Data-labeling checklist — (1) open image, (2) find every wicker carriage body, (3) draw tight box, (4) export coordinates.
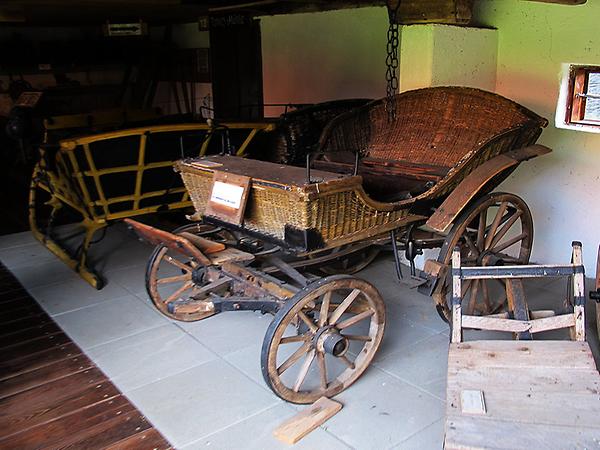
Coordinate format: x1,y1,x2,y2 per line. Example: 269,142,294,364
178,156,423,252
178,87,548,253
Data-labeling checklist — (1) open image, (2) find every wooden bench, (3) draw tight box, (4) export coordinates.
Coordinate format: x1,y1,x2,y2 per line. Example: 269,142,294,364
445,242,600,449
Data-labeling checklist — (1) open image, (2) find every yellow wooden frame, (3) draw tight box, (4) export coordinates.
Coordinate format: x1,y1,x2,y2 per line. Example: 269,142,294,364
30,120,275,288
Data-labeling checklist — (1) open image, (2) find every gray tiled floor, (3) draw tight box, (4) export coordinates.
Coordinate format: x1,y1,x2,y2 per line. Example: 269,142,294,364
1,224,599,449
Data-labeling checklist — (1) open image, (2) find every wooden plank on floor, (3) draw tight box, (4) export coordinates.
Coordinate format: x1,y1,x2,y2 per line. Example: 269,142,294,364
0,298,45,315
0,368,119,436
0,332,71,363
445,415,600,450
0,395,134,449
104,428,173,450
61,410,155,449
0,342,82,380
0,321,63,350
0,305,46,324
0,261,171,449
273,397,343,444
0,354,95,399
447,366,600,394
0,288,29,303
0,314,55,338
0,311,48,327
448,341,597,370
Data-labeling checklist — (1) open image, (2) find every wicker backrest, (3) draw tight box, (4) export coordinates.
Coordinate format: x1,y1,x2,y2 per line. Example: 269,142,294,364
266,99,371,165
319,87,548,169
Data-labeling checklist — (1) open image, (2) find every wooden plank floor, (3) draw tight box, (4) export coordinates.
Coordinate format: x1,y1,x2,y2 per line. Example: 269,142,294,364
0,262,172,450
445,340,600,449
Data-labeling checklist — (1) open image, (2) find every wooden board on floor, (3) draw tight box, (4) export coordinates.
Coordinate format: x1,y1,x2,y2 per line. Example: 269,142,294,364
0,321,63,349
0,262,172,449
0,341,83,380
0,353,95,399
0,332,72,363
273,396,342,444
445,340,600,449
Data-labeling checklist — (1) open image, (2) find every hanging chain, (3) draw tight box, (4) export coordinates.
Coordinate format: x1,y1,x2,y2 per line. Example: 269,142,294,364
385,1,401,122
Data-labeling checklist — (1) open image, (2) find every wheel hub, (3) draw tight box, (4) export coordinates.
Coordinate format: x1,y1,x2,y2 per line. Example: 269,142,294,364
191,266,206,284
478,251,505,267
314,327,349,357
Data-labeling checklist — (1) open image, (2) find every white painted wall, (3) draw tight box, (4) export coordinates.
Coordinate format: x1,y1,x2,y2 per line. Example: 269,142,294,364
473,0,600,271
260,7,388,117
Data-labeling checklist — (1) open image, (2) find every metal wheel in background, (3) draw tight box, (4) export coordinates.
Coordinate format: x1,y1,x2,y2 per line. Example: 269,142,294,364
436,192,534,322
318,245,381,275
261,275,386,404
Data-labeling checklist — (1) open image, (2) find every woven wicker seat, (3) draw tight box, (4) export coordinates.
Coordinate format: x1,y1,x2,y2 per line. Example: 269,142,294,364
317,87,548,202
179,87,548,250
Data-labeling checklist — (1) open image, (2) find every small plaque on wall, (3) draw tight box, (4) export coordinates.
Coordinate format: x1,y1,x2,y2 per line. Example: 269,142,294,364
205,171,251,226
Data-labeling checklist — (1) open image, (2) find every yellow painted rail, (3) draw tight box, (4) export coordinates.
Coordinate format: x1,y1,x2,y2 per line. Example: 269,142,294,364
30,119,275,288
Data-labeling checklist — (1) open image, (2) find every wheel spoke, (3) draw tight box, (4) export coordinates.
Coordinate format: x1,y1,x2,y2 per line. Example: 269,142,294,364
481,279,492,311
293,349,316,392
336,310,374,330
461,279,473,300
476,210,487,251
494,252,524,264
164,255,193,272
338,355,355,369
164,281,194,304
280,334,310,345
297,310,318,333
489,210,522,250
467,279,480,315
329,289,361,324
157,274,191,285
493,278,507,288
277,342,311,375
316,350,328,390
319,291,332,327
490,232,527,254
484,202,508,250
463,233,480,257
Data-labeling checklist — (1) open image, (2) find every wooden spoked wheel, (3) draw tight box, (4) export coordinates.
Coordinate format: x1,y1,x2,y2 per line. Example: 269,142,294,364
318,245,381,275
261,275,385,404
436,192,534,322
145,223,234,322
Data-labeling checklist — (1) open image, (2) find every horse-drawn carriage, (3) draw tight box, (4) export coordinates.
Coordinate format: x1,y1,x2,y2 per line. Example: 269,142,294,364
124,87,551,403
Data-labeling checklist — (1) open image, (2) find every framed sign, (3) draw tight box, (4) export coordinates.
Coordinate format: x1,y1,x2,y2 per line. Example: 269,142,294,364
205,171,251,225
15,91,43,108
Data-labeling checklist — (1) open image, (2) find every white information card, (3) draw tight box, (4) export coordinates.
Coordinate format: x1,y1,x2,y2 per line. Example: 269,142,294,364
210,181,245,209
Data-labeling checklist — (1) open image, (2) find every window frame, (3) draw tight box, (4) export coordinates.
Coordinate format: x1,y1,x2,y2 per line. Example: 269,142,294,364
565,65,600,127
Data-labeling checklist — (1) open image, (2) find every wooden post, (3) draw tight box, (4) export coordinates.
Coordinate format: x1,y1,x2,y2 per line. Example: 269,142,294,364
451,247,462,343
571,241,586,341
506,279,532,340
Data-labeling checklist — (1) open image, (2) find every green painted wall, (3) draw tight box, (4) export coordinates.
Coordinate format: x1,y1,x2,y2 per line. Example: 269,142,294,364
473,0,600,270
400,24,497,91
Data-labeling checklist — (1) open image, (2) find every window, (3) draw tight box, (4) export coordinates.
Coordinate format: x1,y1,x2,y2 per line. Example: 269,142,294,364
566,66,600,127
